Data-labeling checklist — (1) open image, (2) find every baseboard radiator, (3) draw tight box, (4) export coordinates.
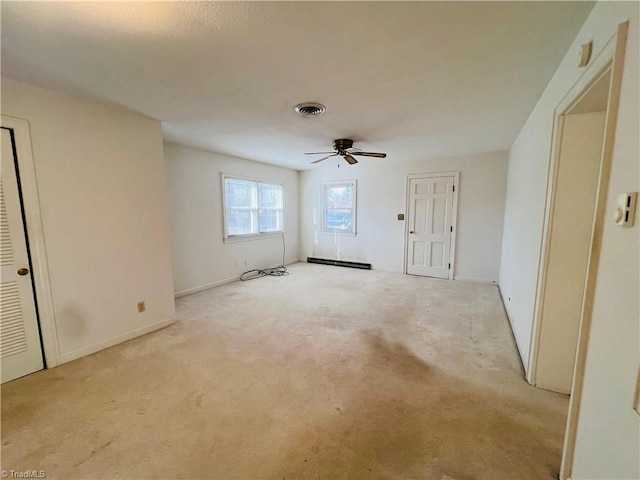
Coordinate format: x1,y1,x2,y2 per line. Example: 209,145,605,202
306,257,372,270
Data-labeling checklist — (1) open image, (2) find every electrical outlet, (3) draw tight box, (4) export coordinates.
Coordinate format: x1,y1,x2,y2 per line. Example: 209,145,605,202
137,301,146,313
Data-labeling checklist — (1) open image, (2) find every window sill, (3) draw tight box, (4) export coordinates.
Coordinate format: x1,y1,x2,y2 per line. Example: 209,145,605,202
320,231,357,237
223,232,284,244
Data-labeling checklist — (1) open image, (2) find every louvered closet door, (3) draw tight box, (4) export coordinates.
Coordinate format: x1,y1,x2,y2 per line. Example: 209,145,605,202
1,127,43,383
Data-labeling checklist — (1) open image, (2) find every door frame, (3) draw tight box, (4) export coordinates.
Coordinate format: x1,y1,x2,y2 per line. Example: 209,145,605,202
403,171,459,279
1,115,59,369
521,22,627,480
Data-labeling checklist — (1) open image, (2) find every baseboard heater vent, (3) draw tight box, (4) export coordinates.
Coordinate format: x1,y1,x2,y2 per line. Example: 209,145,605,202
307,257,371,270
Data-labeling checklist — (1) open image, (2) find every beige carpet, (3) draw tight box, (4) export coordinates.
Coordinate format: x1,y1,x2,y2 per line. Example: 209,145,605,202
1,263,568,479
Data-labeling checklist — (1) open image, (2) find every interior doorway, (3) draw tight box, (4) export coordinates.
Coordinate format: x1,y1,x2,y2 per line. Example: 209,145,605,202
405,172,458,279
532,73,610,394
524,22,628,480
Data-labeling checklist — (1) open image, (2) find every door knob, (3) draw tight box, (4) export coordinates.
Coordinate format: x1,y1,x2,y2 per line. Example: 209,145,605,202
17,268,29,276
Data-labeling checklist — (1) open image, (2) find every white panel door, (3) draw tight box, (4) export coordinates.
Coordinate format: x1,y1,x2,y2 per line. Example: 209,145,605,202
406,175,454,279
1,127,43,383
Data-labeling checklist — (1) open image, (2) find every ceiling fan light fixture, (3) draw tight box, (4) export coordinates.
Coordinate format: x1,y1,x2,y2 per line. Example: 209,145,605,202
306,138,386,166
294,102,326,117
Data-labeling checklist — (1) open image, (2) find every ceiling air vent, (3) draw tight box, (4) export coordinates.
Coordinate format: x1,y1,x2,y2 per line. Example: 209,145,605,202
294,102,326,117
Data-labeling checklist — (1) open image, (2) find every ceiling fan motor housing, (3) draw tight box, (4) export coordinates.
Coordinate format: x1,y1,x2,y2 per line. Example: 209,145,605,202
307,138,385,165
333,138,353,152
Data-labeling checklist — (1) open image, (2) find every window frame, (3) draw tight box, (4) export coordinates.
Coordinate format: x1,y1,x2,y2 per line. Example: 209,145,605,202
221,174,285,243
321,180,357,236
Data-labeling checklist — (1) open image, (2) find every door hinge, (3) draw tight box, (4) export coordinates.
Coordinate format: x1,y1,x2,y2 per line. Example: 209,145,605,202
450,226,453,232
452,185,455,192
448,263,451,269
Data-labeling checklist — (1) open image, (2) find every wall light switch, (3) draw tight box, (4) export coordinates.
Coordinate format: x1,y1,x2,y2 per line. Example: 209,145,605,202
614,192,637,227
397,214,405,221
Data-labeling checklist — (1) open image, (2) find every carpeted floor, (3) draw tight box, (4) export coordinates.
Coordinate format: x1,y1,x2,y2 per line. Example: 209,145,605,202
1,263,568,479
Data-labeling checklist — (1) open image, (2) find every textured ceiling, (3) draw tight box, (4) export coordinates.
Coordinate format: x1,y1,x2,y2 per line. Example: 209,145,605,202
1,1,594,170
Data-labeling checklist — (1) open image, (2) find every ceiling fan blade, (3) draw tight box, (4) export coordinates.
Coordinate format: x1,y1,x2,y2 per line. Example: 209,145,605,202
304,151,336,155
345,147,361,153
351,152,387,158
344,154,358,165
311,154,337,164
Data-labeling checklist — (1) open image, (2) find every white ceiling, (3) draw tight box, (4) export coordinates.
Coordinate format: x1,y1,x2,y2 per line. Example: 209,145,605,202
1,1,594,170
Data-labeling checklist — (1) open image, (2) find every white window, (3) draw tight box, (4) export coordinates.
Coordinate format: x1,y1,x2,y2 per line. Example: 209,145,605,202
322,180,357,235
223,175,284,240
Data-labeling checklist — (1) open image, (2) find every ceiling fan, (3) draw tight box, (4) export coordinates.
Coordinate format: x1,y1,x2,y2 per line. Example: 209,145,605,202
306,139,387,165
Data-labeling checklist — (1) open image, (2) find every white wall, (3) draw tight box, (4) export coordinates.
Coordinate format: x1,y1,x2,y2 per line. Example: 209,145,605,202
300,151,507,283
1,78,176,363
163,142,299,296
499,2,639,478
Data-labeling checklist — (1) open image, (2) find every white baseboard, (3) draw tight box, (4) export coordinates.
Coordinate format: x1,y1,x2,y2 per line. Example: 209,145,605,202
175,260,301,299
498,285,529,375
175,276,240,298
58,316,177,364
535,380,571,396
453,275,497,284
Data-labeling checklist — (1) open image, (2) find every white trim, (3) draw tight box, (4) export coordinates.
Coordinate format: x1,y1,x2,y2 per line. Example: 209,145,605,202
175,276,240,298
528,32,619,386
499,285,529,372
453,276,497,284
449,172,460,280
0,115,60,368
559,22,629,480
175,260,301,298
403,171,459,280
537,379,571,396
220,173,285,241
58,316,177,364
319,231,357,237
223,231,286,244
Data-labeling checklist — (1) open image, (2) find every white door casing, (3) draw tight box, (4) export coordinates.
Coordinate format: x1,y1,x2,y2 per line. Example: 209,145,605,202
1,127,44,382
534,111,606,395
405,173,458,279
